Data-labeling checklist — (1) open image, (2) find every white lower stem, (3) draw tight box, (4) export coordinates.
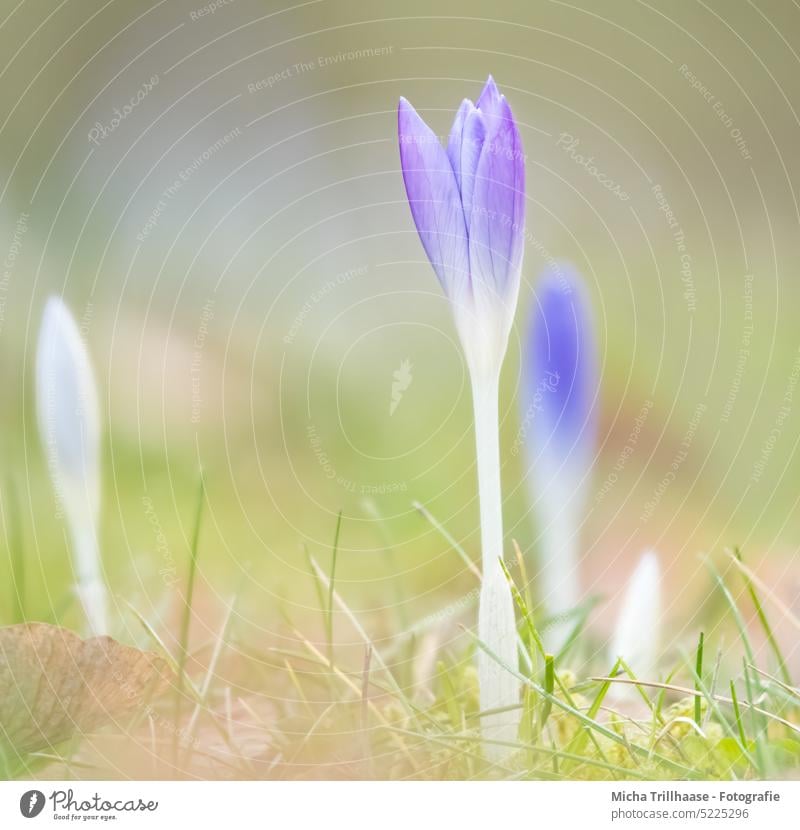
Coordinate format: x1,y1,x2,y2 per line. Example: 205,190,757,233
472,372,520,759
71,522,108,637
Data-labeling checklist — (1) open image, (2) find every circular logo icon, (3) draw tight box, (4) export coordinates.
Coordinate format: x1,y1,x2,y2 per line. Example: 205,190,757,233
19,790,45,818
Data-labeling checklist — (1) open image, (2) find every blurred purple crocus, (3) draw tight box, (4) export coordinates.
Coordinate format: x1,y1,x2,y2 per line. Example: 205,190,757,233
398,77,525,757
523,264,598,648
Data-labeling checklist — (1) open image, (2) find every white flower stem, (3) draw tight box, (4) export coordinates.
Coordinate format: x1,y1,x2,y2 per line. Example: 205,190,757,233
71,518,108,637
471,370,520,758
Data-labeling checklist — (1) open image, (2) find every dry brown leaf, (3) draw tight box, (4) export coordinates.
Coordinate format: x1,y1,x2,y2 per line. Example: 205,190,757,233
0,623,171,756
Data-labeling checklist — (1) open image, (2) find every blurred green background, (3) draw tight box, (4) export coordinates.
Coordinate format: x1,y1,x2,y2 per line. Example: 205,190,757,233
1,0,799,662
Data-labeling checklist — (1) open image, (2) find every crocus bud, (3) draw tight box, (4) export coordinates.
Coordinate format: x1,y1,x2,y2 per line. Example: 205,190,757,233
36,296,107,635
523,264,597,649
398,75,525,382
610,550,661,692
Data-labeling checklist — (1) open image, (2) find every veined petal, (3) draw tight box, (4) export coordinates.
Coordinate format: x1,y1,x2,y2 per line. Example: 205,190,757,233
467,94,525,308
458,108,486,232
398,97,470,303
446,99,471,189
447,100,486,232
525,264,597,469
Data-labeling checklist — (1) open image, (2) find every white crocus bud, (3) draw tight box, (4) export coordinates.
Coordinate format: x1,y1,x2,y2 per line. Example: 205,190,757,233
36,296,107,635
610,551,661,696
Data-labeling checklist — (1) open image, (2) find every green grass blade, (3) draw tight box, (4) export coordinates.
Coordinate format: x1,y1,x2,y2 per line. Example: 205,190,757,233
729,680,747,749
413,500,481,580
326,510,343,668
732,547,792,685
694,631,704,725
537,653,555,740
466,629,700,778
174,475,205,743
705,558,755,667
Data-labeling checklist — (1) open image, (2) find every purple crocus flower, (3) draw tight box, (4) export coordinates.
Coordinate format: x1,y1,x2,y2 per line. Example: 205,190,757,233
398,78,526,757
523,264,598,647
398,76,525,379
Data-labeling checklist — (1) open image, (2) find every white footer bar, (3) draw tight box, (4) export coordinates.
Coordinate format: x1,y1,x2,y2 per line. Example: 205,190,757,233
1,780,796,829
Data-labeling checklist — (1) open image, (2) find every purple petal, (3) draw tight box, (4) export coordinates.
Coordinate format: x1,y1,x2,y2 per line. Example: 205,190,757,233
398,97,470,301
446,99,472,189
447,101,486,232
458,108,486,232
467,94,525,304
476,75,503,121
524,265,597,464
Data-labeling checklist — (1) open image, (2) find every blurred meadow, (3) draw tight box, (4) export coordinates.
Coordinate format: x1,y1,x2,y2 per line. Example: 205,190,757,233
2,0,800,778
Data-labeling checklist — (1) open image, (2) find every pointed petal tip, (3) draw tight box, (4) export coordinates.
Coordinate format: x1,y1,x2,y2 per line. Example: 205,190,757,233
41,295,76,334
639,549,661,576
398,96,428,128
398,96,423,124
43,294,65,315
456,97,474,115
478,75,501,107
